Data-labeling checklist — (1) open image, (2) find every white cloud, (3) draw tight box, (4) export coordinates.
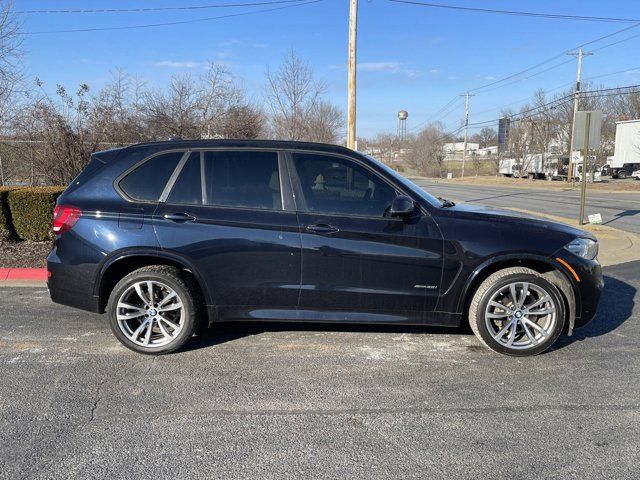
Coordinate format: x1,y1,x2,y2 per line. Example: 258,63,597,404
430,69,439,73
447,76,457,80
484,75,495,80
358,62,401,72
253,43,268,49
154,61,201,68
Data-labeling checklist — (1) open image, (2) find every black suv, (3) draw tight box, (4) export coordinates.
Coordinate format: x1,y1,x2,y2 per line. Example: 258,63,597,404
48,140,603,356
612,162,640,179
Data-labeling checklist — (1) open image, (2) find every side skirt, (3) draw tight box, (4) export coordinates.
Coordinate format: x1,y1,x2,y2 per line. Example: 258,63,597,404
208,305,462,327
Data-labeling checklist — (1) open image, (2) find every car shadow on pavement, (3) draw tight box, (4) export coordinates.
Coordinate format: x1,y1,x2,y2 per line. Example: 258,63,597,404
552,274,636,350
184,321,469,352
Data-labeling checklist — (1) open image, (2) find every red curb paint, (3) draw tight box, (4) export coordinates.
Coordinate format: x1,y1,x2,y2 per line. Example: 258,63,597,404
0,268,47,281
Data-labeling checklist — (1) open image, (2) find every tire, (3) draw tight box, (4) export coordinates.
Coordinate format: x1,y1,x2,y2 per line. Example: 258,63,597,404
468,267,565,356
618,171,627,179
106,265,203,354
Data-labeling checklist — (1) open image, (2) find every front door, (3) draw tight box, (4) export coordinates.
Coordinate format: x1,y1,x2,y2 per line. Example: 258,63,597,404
288,152,443,317
154,149,301,308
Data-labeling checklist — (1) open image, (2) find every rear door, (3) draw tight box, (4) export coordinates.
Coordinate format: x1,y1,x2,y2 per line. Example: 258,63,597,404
154,149,301,308
288,151,443,317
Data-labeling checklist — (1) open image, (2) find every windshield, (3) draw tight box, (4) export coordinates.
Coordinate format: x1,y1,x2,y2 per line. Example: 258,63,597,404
363,154,444,208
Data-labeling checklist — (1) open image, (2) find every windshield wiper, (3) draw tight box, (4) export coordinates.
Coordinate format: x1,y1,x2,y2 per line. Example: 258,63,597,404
438,197,456,208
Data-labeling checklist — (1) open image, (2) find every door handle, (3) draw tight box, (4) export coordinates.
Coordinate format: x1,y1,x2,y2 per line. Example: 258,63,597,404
306,224,339,234
163,212,196,223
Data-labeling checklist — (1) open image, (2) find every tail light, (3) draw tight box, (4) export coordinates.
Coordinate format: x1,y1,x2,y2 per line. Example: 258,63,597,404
53,205,82,234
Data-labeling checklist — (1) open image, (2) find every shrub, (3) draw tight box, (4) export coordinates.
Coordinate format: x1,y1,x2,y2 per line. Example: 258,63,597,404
0,187,20,240
7,187,65,241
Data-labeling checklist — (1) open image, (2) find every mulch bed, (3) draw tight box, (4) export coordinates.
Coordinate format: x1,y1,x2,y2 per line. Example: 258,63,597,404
0,240,51,268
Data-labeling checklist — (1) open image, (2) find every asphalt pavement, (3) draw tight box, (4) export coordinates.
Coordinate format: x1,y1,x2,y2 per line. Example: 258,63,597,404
412,179,640,234
1,260,639,479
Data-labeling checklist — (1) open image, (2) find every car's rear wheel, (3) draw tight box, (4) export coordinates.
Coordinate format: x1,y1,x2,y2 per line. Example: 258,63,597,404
107,266,201,354
468,267,565,356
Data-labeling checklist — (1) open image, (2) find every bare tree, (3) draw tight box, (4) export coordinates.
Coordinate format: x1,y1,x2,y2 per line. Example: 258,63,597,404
142,74,201,139
405,122,450,177
0,1,21,104
265,50,343,143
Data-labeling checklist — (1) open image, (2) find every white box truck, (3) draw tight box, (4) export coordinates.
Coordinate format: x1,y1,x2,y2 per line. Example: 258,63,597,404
610,119,640,178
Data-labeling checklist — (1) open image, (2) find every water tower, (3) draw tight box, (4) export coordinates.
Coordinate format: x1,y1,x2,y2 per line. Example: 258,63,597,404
397,110,408,140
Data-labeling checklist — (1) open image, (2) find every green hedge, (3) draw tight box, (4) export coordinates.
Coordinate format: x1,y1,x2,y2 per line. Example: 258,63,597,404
6,187,65,241
0,187,21,240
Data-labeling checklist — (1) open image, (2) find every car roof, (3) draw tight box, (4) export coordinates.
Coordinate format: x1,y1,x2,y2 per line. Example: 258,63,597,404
124,139,356,156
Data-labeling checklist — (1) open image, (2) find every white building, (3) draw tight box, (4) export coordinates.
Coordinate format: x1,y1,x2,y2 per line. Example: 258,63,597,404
477,146,498,156
443,142,479,154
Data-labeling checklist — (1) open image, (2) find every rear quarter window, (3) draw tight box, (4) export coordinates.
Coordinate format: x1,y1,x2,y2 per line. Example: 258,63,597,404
119,151,184,202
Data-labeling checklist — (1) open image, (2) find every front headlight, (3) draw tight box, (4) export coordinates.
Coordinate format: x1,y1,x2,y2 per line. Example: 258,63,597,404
564,237,598,260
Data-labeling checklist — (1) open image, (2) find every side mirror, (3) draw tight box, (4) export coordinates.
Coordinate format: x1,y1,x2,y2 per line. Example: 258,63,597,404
390,195,415,219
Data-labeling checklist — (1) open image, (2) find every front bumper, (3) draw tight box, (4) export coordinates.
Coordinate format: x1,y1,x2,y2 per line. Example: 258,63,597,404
553,251,604,328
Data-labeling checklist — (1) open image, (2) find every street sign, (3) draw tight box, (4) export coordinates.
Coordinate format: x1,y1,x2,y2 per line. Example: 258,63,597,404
573,110,602,149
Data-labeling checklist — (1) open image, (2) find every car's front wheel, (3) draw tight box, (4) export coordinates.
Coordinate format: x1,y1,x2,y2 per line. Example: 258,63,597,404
106,266,202,354
468,267,566,356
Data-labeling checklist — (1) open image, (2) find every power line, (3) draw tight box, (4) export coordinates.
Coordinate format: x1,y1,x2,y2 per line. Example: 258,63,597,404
409,95,462,132
466,22,640,94
388,1,640,23
16,0,309,14
23,0,323,34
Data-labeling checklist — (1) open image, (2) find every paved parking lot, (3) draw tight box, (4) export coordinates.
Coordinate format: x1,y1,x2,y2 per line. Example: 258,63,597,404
412,180,640,234
1,261,639,479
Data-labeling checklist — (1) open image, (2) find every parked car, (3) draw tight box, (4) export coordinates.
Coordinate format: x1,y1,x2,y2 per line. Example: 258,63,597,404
48,140,603,356
612,162,640,179
633,169,640,180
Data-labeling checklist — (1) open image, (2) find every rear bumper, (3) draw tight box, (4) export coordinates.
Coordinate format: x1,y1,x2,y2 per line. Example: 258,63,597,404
47,245,101,313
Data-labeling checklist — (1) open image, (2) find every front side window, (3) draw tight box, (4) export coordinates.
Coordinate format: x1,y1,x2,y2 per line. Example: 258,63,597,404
292,153,396,217
203,151,281,210
119,151,184,202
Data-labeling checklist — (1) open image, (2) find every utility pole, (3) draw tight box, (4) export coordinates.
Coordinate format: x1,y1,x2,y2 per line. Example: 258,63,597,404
347,0,358,150
579,112,592,224
460,92,474,178
567,48,593,183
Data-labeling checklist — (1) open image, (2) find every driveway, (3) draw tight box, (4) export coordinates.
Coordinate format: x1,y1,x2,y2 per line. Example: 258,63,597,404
1,261,638,479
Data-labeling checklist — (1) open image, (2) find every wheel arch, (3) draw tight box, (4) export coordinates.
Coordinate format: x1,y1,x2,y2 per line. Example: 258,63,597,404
459,254,579,335
94,248,211,313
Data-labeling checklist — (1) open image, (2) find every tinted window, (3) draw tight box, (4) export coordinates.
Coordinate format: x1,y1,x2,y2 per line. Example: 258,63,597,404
203,151,281,210
292,153,396,217
166,152,202,204
119,151,183,201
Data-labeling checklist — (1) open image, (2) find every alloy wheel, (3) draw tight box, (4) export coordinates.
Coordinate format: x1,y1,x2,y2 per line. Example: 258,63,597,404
116,280,185,348
484,281,557,350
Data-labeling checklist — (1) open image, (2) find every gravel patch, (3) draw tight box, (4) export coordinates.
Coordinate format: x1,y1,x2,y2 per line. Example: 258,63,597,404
0,240,51,268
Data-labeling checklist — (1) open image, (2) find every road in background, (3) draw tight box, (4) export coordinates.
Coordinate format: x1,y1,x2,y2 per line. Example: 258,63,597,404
1,261,638,479
412,179,640,234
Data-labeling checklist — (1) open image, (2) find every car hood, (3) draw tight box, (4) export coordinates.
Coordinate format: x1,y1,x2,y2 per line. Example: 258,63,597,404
443,203,591,239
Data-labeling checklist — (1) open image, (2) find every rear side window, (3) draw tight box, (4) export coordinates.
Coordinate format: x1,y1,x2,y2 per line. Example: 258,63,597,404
202,151,281,210
119,151,184,202
166,152,202,204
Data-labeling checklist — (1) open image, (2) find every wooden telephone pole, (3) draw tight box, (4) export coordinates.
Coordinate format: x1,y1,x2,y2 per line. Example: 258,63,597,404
347,0,358,150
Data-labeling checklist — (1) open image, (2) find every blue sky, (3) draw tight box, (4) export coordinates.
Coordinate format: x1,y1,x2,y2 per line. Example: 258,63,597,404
17,0,640,137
